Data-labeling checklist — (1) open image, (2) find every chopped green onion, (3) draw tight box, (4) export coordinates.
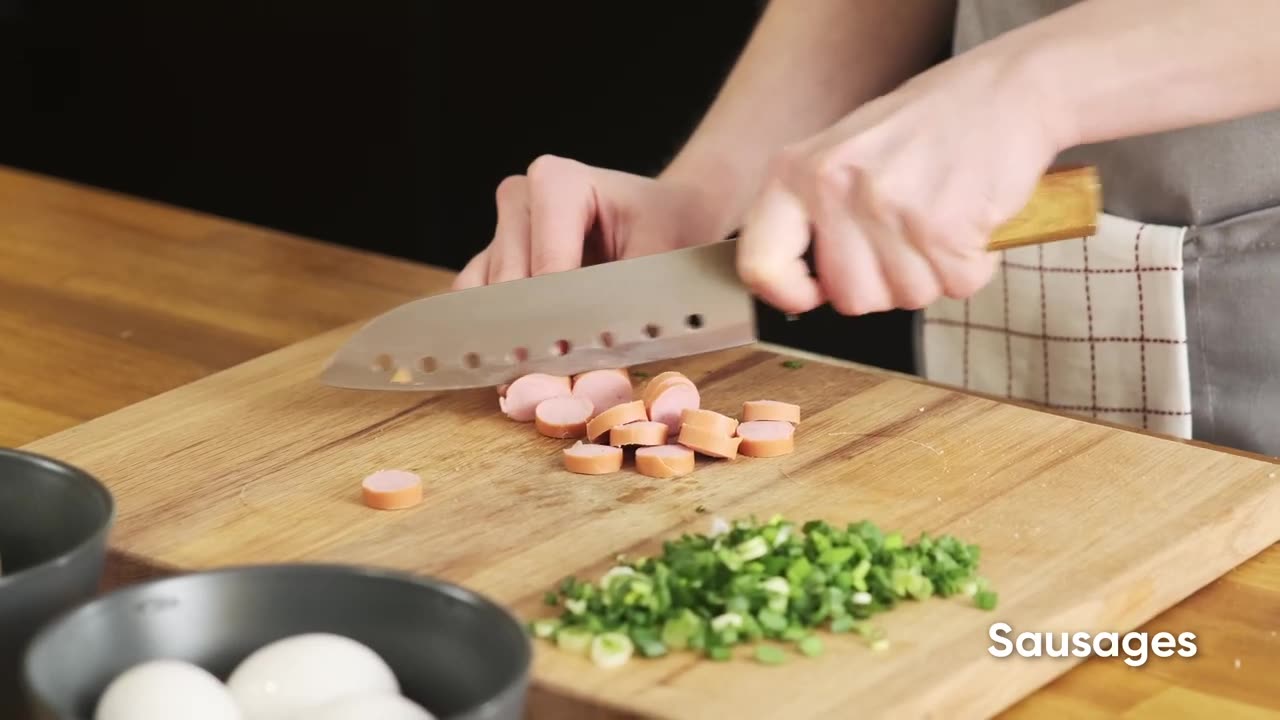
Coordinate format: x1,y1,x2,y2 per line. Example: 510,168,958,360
975,590,998,610
711,612,743,632
557,627,593,655
591,632,634,668
782,360,805,369
760,576,790,596
564,598,587,616
708,646,732,661
543,592,559,606
735,536,769,562
798,635,824,657
830,617,857,634
531,619,561,639
754,644,787,665
695,504,708,514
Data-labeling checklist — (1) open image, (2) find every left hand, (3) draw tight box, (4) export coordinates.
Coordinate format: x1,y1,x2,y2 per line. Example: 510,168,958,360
736,49,1067,316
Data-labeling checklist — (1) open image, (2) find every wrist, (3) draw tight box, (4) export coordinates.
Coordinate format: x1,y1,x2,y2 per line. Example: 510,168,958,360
657,150,756,240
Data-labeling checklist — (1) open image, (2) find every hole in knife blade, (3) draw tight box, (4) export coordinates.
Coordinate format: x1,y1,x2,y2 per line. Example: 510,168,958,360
685,314,704,330
419,356,438,373
599,331,615,348
550,339,571,356
643,324,661,339
462,352,482,369
372,354,394,372
510,347,529,363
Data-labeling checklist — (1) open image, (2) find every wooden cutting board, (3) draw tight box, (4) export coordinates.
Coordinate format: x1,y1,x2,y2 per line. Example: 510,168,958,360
22,324,1280,719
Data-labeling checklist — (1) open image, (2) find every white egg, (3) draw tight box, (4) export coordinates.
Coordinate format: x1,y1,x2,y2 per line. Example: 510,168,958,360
226,633,399,720
94,659,242,720
304,691,437,720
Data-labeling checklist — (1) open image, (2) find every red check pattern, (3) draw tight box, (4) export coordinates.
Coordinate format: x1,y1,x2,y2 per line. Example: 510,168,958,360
922,214,1192,439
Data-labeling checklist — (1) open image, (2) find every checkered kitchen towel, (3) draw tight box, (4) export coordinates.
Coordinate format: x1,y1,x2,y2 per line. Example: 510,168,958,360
921,213,1192,439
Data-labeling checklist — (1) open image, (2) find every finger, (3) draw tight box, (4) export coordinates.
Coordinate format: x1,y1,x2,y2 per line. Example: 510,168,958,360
799,164,892,316
453,248,491,290
853,187,942,310
736,182,824,314
526,155,596,276
486,175,533,285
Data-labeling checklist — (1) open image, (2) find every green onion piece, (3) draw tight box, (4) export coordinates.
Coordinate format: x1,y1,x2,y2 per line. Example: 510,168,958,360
975,590,998,610
798,635,824,657
564,598,587,616
757,609,788,634
781,625,809,642
761,576,790,596
754,644,788,665
782,360,805,369
591,631,634,668
695,504,708,514
735,536,769,563
708,646,732,661
530,619,561,639
543,592,559,606
556,627,594,655
830,617,857,634
883,532,904,551
711,612,743,632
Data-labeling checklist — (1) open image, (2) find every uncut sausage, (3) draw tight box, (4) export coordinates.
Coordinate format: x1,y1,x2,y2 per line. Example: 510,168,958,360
741,400,801,424
677,423,741,460
563,442,624,475
736,420,796,457
362,469,424,510
634,444,695,478
680,408,738,436
585,399,648,441
648,382,700,435
609,421,668,447
499,374,571,422
535,396,594,439
571,369,633,419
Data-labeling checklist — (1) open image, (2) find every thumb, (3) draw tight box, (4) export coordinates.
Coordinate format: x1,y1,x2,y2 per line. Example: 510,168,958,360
736,181,825,314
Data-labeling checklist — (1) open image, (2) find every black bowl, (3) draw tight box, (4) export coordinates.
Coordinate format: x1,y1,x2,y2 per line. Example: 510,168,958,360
22,564,531,720
0,449,114,710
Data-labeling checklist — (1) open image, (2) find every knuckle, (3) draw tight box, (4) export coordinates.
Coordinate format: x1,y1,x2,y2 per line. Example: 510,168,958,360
526,153,575,184
494,175,527,205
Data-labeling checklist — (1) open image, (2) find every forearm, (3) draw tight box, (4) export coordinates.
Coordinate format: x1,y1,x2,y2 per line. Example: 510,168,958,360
659,0,956,235
992,0,1280,150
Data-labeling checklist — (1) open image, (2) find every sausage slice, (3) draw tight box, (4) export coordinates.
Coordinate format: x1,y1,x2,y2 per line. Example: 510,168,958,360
642,371,694,409
361,469,424,510
741,400,801,424
535,396,594,439
680,408,738,436
677,423,741,460
648,382,701,435
609,421,669,447
635,444,695,478
736,420,796,457
585,399,648,442
571,369,633,420
499,374,572,422
563,442,624,475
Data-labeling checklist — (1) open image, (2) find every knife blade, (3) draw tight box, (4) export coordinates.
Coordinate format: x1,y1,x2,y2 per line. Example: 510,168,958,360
321,165,1100,391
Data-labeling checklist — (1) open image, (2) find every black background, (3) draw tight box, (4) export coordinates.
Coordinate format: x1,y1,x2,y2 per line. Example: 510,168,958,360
0,0,917,374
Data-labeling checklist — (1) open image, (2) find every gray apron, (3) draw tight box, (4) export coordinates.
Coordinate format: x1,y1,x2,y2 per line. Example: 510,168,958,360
917,0,1280,458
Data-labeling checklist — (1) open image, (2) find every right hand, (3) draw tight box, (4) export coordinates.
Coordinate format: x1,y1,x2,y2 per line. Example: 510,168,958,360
453,154,729,290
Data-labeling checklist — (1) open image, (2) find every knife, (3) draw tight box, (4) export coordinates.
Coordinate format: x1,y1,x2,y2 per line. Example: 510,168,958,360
321,165,1100,391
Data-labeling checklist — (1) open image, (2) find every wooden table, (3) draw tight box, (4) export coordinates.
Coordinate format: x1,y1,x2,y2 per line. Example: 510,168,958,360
2,166,1276,718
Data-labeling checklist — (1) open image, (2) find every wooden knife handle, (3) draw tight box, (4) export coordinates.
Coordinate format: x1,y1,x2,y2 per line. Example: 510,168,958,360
987,165,1101,251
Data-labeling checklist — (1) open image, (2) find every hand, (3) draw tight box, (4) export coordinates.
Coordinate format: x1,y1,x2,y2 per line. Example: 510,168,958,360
453,155,730,290
735,51,1065,315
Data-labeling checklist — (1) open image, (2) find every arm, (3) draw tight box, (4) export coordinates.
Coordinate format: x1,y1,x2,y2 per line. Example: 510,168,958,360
991,0,1280,150
658,0,957,238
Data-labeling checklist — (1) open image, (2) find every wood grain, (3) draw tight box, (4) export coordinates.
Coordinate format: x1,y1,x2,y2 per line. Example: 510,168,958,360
5,164,1279,718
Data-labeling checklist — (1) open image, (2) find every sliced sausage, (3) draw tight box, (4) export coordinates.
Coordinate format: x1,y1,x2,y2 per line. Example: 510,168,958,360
563,442,624,475
535,396,594,439
680,408,738,436
634,444,695,478
362,469,424,510
741,400,801,424
648,382,701,435
642,371,694,408
677,423,741,460
499,374,572,422
737,420,796,457
571,369,633,419
585,399,648,441
609,421,669,447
